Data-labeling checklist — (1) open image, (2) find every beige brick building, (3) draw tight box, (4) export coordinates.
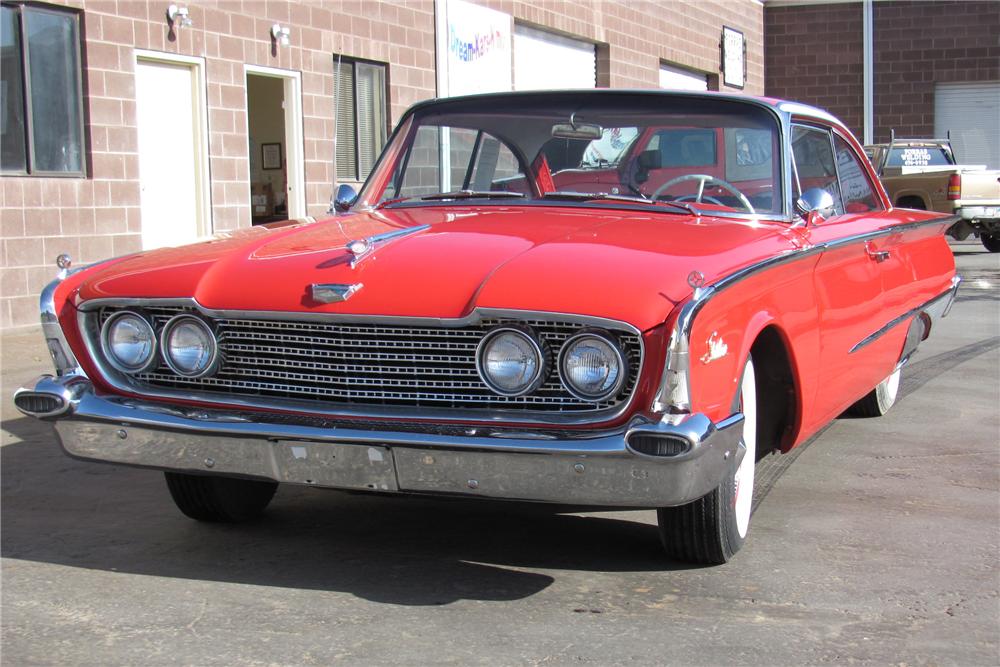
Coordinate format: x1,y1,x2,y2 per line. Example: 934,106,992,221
1,0,764,330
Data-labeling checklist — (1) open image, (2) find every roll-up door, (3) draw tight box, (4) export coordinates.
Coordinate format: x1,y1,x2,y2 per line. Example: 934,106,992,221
513,25,595,90
934,82,1000,169
659,63,708,91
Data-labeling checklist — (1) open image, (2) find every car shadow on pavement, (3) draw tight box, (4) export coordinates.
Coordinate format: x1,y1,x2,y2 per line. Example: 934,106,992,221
2,416,697,607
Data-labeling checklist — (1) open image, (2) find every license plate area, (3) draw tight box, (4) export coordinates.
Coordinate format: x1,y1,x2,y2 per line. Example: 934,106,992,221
274,440,398,491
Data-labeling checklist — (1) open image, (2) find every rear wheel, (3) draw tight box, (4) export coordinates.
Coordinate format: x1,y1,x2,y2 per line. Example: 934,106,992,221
981,233,1000,253
847,367,900,417
657,357,757,564
164,472,277,522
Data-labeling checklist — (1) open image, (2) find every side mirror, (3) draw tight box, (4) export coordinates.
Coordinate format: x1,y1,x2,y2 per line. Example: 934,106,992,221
637,149,661,170
795,187,836,222
332,184,358,213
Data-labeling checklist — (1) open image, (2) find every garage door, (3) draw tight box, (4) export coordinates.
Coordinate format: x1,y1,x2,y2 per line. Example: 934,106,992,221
659,63,708,91
513,25,595,90
935,82,1000,169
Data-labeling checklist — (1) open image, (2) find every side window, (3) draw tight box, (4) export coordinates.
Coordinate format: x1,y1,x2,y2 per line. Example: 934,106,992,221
833,135,880,213
1,3,85,176
791,125,844,216
393,127,524,199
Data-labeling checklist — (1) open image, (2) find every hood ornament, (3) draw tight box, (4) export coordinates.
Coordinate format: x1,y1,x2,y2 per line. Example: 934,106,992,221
311,283,363,303
345,224,431,269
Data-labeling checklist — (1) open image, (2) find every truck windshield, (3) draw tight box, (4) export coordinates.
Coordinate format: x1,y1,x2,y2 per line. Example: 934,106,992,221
362,94,784,216
886,146,953,167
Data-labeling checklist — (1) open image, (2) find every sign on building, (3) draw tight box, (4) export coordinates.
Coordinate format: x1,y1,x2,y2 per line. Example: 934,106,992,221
435,0,512,97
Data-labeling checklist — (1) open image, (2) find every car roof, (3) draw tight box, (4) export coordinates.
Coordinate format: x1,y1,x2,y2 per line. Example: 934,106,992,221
406,89,849,132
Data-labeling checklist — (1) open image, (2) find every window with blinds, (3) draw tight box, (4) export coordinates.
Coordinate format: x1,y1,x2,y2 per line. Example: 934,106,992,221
334,57,387,182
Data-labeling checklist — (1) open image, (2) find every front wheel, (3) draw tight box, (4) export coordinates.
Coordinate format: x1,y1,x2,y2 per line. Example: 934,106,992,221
981,233,1000,253
657,357,757,564
164,472,278,522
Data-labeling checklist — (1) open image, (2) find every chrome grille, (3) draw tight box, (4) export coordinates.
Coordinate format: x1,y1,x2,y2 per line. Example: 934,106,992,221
94,306,642,413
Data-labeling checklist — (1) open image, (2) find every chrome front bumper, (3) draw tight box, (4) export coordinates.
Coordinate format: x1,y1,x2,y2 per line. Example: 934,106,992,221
14,376,744,508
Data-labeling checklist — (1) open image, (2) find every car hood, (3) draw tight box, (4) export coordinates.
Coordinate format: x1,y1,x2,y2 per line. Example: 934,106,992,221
77,205,795,331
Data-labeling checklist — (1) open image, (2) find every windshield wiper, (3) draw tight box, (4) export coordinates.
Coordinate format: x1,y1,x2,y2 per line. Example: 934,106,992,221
540,191,699,215
420,190,526,201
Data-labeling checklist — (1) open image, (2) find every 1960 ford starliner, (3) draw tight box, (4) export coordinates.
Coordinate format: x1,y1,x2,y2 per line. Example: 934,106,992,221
15,91,959,564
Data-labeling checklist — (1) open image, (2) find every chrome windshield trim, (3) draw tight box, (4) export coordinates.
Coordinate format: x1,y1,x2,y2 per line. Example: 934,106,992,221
653,214,960,413
378,198,794,223
75,301,645,427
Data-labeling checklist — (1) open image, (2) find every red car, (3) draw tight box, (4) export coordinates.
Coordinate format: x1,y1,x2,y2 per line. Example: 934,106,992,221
15,91,959,564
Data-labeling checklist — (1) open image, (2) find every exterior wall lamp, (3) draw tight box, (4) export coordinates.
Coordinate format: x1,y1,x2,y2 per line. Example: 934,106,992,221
271,24,291,47
166,4,193,28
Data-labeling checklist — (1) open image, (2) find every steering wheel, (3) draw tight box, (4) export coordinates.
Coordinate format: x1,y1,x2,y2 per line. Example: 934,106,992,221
650,174,755,214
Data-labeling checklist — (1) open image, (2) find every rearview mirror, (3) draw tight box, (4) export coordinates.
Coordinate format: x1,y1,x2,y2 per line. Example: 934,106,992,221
796,187,836,222
551,122,603,141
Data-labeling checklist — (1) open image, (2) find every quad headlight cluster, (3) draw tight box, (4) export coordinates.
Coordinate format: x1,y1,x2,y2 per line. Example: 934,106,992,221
475,326,627,402
101,311,219,378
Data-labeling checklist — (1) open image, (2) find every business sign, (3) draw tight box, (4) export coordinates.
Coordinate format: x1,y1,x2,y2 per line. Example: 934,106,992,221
435,0,512,97
721,26,745,90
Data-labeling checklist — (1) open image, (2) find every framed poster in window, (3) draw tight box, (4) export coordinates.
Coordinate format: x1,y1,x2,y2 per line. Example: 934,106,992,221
721,26,745,90
261,142,282,170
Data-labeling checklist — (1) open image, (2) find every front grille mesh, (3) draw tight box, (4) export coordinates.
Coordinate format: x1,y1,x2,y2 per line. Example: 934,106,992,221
94,306,641,413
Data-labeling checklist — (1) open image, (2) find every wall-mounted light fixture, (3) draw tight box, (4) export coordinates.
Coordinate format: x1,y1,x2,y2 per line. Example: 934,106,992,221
271,24,290,48
166,4,192,28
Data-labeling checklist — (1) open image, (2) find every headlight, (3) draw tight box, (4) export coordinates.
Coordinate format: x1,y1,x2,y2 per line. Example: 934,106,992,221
559,331,627,401
161,315,219,377
101,311,157,373
476,327,546,396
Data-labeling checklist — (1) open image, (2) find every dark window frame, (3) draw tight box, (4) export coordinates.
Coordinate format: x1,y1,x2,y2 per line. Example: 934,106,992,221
333,54,388,183
1,1,86,177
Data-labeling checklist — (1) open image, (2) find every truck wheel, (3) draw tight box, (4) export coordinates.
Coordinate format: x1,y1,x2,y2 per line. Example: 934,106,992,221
981,233,1000,253
847,367,900,417
657,357,757,564
164,472,277,522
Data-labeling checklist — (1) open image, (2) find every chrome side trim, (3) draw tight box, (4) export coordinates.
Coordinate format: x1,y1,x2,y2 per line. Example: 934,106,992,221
75,302,645,427
849,275,961,355
653,214,960,413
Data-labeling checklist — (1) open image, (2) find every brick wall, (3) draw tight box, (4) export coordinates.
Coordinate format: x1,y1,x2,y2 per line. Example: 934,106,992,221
764,1,864,138
1,0,763,330
872,0,1000,143
765,0,1000,143
480,0,764,92
1,0,436,329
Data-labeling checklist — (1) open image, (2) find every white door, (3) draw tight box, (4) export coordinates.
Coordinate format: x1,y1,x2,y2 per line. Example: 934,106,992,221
513,25,595,90
135,58,207,249
935,81,1000,170
659,63,708,91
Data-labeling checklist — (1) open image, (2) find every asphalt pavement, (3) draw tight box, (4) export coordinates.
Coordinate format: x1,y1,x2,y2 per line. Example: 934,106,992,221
2,239,997,666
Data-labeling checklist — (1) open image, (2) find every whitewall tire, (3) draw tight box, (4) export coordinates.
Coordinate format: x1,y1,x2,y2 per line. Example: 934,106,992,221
657,356,758,564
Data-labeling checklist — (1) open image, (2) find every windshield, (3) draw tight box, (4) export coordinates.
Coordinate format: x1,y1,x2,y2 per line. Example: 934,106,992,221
359,93,784,216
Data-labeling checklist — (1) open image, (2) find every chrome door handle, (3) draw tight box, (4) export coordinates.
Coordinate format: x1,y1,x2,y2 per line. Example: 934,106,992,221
865,241,890,263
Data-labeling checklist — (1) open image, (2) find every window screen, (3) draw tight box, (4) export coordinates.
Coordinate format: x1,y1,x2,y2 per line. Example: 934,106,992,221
334,57,387,182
